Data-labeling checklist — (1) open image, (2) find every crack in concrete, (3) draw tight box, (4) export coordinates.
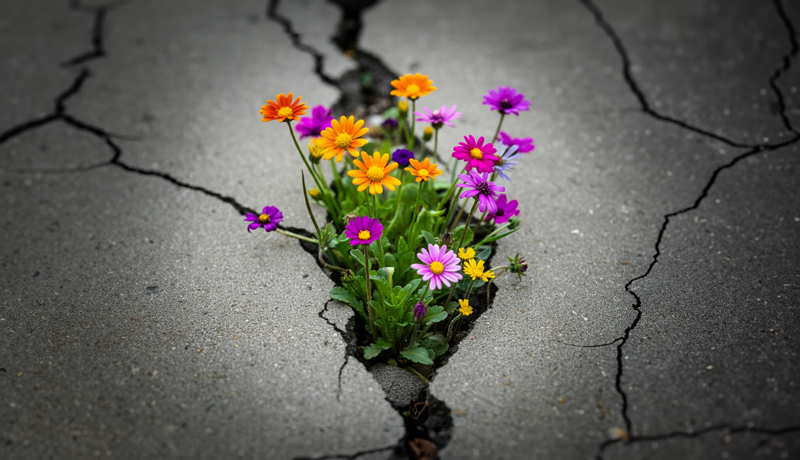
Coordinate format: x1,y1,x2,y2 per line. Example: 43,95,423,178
599,423,800,455
579,0,800,457
294,444,396,460
62,1,113,67
318,299,358,402
579,0,799,149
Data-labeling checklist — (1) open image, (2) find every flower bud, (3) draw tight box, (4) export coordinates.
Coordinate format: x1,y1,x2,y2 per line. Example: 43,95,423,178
413,302,427,321
440,232,453,247
423,126,434,141
398,100,408,116
381,118,398,132
308,188,320,199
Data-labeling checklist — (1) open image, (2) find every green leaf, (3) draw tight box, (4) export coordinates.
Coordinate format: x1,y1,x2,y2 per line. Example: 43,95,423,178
475,245,492,261
364,342,386,359
476,227,520,246
329,287,365,318
400,346,434,365
370,273,392,300
424,305,448,325
421,230,436,245
350,248,366,268
376,337,393,349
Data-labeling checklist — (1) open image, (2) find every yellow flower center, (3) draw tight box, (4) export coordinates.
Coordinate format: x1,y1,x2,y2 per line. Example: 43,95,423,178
407,84,420,95
335,133,353,149
277,107,293,118
469,148,483,160
366,166,385,182
358,230,371,240
258,213,270,224
429,261,444,275
418,168,429,177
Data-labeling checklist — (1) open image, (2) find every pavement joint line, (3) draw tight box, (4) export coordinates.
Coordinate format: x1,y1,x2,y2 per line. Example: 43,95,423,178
580,0,800,457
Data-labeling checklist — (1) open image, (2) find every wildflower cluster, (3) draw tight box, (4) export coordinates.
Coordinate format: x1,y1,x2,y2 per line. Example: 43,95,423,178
248,76,536,366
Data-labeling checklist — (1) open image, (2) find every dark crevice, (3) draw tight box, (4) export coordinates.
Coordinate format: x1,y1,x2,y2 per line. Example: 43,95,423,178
269,1,460,458
267,0,398,118
62,7,107,66
580,0,800,457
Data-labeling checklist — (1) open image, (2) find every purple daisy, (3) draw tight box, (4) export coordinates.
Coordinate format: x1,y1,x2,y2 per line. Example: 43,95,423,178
391,148,415,167
482,86,530,116
245,206,283,233
456,170,505,215
498,131,535,154
451,135,498,173
411,244,462,291
414,105,461,129
493,142,521,181
413,302,427,320
344,216,383,246
295,105,334,139
485,194,520,224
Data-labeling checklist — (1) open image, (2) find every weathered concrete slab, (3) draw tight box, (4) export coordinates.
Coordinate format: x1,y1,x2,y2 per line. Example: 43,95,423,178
2,0,799,459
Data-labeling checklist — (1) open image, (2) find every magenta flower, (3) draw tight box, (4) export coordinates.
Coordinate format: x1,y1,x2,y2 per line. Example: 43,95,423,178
414,105,461,129
344,216,383,246
245,206,283,233
498,131,535,153
452,135,498,173
483,86,530,116
456,170,505,215
411,244,462,291
295,105,334,139
485,194,520,224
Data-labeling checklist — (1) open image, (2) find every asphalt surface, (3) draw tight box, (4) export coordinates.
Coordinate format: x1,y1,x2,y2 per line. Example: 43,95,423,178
1,1,798,459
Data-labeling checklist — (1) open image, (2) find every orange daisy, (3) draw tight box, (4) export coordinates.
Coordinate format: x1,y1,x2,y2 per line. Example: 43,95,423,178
390,73,436,100
404,158,442,182
319,116,369,162
347,152,402,195
259,93,308,122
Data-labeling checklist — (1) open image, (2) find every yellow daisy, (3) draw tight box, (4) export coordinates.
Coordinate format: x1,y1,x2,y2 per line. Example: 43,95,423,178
463,258,496,282
458,247,475,260
347,152,402,195
458,299,473,316
319,116,369,162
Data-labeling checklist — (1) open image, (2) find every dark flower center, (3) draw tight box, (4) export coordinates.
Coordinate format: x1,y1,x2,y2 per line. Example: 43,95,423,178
496,209,505,216
499,98,512,109
476,181,492,196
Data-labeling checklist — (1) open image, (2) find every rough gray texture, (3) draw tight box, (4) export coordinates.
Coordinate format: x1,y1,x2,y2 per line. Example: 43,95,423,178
369,364,426,409
1,0,799,459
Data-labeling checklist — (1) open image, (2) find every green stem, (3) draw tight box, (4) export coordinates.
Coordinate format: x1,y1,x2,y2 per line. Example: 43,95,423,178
446,313,462,343
456,200,480,249
330,159,344,196
491,112,506,143
300,171,321,236
364,244,377,342
472,210,489,242
275,229,318,244
409,180,424,237
433,128,439,159
448,196,471,233
287,122,325,192
393,169,406,217
409,99,416,151
404,366,429,384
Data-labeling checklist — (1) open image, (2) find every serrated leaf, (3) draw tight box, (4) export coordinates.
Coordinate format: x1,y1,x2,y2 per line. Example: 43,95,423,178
329,287,365,318
376,337,393,350
400,346,434,365
364,343,383,359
